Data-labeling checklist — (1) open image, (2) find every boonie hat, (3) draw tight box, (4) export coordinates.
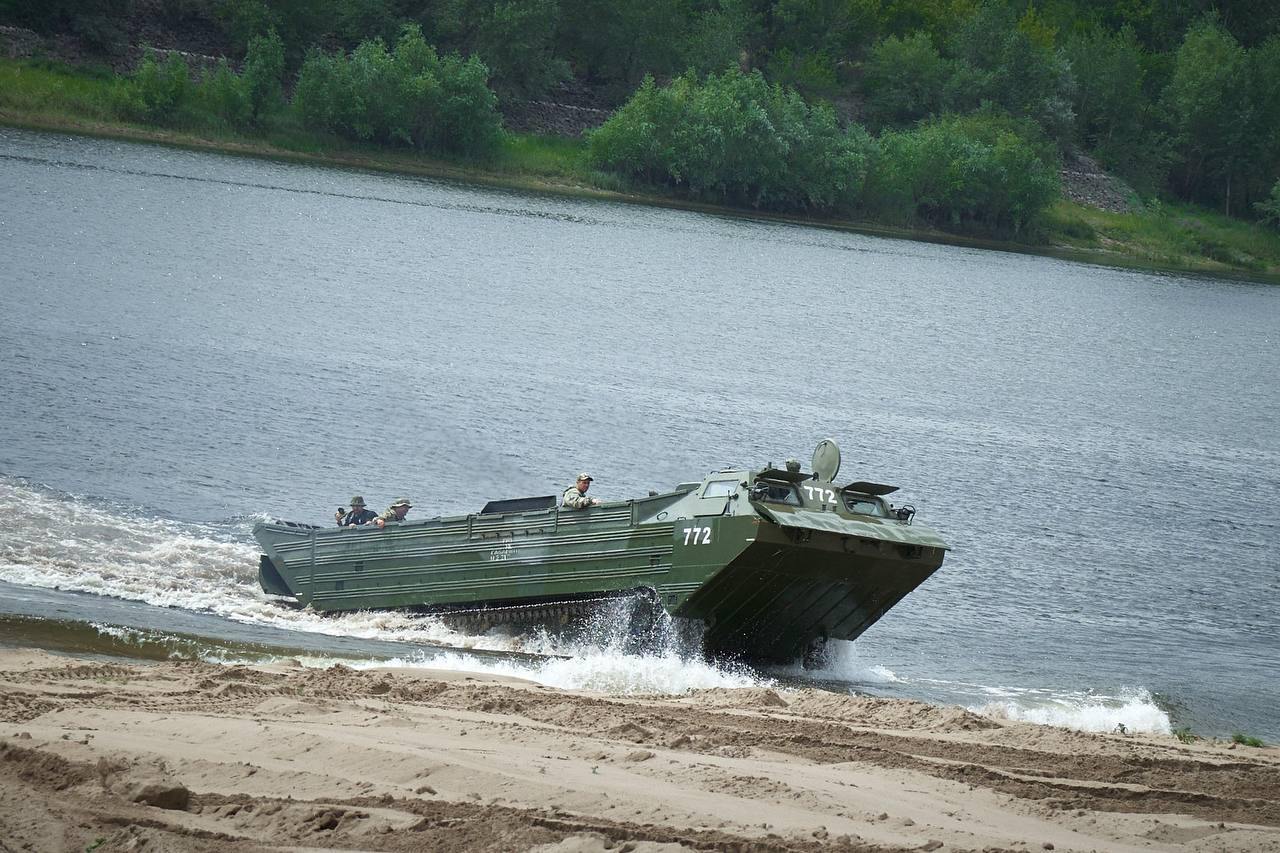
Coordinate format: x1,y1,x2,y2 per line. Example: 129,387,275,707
391,497,413,508
576,472,593,482
350,496,366,507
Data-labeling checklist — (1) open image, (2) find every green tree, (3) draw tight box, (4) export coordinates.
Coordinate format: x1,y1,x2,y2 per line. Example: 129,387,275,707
556,0,685,92
680,0,756,76
1163,16,1249,212
332,0,404,46
763,0,877,59
214,0,334,59
862,32,952,130
215,0,279,52
473,0,570,96
242,29,285,123
948,1,1077,144
1242,36,1280,214
1063,25,1170,191
874,0,976,43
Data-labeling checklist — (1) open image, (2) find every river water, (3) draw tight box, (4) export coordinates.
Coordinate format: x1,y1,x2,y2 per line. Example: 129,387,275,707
2,127,1277,740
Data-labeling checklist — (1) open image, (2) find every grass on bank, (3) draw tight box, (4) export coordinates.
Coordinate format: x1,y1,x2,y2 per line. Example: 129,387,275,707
1043,198,1280,275
0,58,121,122
0,57,591,172
4,56,1279,280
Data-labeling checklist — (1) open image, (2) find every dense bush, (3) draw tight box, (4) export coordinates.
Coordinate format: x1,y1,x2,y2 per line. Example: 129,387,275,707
293,26,503,156
1256,180,1280,229
589,67,1058,232
194,60,252,128
588,69,872,211
864,115,1059,235
118,51,192,123
116,32,284,130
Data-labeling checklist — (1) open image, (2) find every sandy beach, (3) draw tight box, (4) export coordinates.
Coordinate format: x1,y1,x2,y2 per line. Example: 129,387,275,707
0,649,1276,852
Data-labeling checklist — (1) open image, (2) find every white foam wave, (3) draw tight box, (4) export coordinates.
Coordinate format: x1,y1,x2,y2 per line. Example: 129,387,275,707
217,649,767,695
0,478,763,696
974,687,1172,735
530,651,763,694
768,639,901,684
0,479,473,642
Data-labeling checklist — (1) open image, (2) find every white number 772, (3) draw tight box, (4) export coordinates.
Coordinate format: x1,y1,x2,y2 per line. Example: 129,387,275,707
682,526,712,545
802,485,838,504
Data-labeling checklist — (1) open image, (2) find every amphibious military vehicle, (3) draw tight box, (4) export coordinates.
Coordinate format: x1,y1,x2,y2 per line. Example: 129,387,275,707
253,440,948,663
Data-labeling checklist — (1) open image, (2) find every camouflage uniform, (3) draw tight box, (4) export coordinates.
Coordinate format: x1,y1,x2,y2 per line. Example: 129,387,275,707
562,474,597,509
378,498,413,524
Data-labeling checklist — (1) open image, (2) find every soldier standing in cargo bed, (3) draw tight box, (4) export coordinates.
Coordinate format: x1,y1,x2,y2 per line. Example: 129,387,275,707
562,473,601,509
336,496,378,527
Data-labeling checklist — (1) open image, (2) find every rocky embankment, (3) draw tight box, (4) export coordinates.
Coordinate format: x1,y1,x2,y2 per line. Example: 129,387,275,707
1060,150,1137,213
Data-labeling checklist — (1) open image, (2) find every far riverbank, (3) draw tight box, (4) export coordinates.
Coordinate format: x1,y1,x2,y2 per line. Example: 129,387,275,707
4,58,1279,283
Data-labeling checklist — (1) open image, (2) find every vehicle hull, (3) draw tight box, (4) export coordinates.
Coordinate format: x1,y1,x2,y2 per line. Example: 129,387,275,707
255,490,946,663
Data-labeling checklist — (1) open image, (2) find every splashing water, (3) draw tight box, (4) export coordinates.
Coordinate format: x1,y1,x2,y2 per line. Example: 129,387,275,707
0,477,759,695
769,639,902,685
1,477,1177,724
974,686,1173,735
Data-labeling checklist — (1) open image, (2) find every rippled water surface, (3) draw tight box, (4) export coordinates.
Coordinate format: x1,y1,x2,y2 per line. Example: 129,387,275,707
2,127,1277,739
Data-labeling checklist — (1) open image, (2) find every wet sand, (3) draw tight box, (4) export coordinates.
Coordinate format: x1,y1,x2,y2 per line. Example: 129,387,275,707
2,649,1278,852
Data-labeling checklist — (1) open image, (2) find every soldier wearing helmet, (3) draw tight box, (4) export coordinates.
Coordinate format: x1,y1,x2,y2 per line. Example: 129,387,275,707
562,473,600,509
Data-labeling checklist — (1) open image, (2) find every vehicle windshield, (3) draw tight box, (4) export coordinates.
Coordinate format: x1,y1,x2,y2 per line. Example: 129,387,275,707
753,481,800,505
844,494,886,516
701,479,738,499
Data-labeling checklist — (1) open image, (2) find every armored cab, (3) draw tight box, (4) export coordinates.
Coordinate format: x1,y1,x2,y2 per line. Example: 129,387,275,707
254,440,948,663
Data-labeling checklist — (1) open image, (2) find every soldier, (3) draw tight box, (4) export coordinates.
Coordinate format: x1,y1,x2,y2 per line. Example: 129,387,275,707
562,473,600,509
374,497,413,528
336,496,378,527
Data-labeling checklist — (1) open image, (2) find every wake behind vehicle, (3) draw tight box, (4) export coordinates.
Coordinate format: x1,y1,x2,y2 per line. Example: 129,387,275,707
253,440,948,663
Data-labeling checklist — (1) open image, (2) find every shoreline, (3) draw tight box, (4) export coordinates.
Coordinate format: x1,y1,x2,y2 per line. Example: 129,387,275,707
3,647,1279,852
5,110,1278,285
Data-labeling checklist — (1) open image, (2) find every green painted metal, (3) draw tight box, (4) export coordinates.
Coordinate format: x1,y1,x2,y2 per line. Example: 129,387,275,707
253,441,949,662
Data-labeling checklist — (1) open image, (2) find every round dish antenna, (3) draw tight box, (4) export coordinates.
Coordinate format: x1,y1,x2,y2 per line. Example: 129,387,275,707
811,439,841,482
